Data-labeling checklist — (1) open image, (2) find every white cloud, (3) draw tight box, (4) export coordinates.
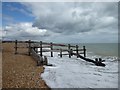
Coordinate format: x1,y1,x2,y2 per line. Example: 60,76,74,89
2,22,51,40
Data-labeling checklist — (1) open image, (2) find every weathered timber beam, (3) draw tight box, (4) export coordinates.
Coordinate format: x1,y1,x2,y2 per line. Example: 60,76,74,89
58,52,84,56
31,49,43,66
42,42,76,47
72,53,106,67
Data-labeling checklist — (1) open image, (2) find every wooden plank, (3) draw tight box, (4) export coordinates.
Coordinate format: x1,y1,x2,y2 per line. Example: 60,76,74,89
79,52,84,54
58,53,69,56
18,41,35,43
58,52,84,56
15,40,17,54
42,42,76,47
83,46,86,57
40,41,42,56
31,49,43,66
28,40,31,56
2,40,36,43
14,46,51,48
43,56,48,65
42,42,67,47
60,49,62,58
52,49,68,51
38,49,68,52
39,49,83,52
50,42,53,57
31,50,39,61
2,41,15,43
76,45,79,58
72,52,106,67
68,44,71,58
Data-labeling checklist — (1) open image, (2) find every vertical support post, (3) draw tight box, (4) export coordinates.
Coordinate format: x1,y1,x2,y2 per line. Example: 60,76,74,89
70,49,73,56
35,47,38,53
60,49,62,58
76,45,79,58
43,56,48,65
40,41,42,57
15,40,17,54
28,40,31,56
35,48,37,53
68,44,71,58
83,46,86,57
50,42,53,57
33,47,36,53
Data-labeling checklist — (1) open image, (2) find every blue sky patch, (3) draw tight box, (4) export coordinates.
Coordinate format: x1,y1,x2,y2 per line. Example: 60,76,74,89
2,2,34,26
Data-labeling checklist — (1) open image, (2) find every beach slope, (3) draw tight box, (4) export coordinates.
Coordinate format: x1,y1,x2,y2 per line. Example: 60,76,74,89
2,42,49,88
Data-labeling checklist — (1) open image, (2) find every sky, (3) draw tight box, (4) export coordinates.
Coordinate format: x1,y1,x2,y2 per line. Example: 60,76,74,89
1,1,118,43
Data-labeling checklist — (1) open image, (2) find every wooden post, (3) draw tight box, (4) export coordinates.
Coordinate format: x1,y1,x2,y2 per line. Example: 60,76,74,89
70,49,73,56
28,40,31,56
40,41,42,57
35,47,38,53
83,46,86,57
37,56,43,66
50,42,53,57
35,48,37,53
33,47,36,52
60,49,62,58
76,45,79,58
68,44,71,58
99,58,102,62
15,40,17,54
43,56,48,65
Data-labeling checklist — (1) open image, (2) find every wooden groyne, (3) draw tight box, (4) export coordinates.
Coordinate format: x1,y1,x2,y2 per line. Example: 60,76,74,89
2,40,106,67
14,40,86,57
72,53,105,66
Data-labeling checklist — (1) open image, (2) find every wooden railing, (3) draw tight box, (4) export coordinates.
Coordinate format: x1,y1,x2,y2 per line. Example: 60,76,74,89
14,40,86,58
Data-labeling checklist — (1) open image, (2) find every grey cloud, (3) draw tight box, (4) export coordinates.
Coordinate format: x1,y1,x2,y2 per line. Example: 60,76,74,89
2,22,52,41
3,2,117,43
24,2,117,35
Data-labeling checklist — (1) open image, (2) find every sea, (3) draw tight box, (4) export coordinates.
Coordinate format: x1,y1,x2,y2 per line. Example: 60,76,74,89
38,42,119,60
77,43,118,57
69,43,119,62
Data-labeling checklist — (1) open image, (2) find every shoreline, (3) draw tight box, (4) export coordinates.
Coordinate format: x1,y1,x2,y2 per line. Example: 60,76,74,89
2,42,50,89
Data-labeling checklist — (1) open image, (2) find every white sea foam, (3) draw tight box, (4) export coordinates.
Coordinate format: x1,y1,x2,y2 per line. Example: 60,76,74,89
41,51,118,88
